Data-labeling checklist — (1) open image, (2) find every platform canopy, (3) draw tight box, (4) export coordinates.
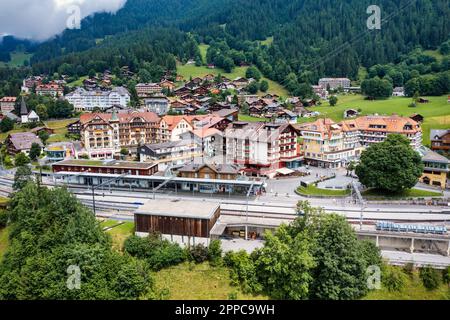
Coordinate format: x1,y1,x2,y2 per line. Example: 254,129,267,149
275,168,295,176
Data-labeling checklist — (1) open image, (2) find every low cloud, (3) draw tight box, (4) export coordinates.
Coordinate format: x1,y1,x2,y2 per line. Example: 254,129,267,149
0,0,127,41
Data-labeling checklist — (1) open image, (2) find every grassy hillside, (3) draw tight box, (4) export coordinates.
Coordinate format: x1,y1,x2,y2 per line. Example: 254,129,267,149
199,44,209,64
364,270,449,300
177,63,289,97
155,262,267,300
304,94,450,145
0,51,33,67
0,226,10,262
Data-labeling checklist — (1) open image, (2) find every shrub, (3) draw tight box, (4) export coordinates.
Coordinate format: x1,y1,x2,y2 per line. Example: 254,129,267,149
208,240,223,266
124,235,153,257
223,251,262,294
228,292,238,300
403,263,415,277
0,210,9,228
189,244,209,263
147,242,186,270
382,265,408,292
420,267,441,290
124,234,186,271
442,266,450,286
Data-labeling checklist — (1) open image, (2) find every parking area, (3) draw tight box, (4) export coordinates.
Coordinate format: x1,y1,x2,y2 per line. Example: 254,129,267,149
264,166,355,196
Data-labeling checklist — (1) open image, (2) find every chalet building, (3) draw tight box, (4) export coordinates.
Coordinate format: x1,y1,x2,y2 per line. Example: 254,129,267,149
134,200,221,243
83,79,97,90
430,130,450,153
21,76,43,93
249,105,265,117
135,83,163,97
5,132,43,155
418,147,449,189
178,163,241,181
160,80,175,91
275,109,298,124
312,85,328,99
52,159,159,176
207,102,235,113
192,86,209,96
203,74,216,82
344,109,359,118
225,122,302,176
410,114,424,123
232,77,252,89
36,83,64,97
173,86,191,97
30,126,55,136
159,115,210,142
212,108,239,122
194,116,231,132
79,110,160,159
67,120,82,135
0,97,17,113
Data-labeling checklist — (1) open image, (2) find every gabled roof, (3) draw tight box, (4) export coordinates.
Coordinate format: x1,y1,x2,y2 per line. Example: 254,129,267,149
178,162,240,175
7,132,43,151
431,129,450,140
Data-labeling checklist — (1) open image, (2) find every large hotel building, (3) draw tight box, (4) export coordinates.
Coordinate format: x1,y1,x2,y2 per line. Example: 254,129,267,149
300,115,422,168
79,110,160,159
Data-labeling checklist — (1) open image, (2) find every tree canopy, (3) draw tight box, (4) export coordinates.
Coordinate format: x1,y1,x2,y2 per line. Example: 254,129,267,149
225,201,382,300
356,134,424,192
0,183,154,300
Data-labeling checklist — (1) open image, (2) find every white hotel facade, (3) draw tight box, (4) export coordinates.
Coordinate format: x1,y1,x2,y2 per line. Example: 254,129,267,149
66,87,131,112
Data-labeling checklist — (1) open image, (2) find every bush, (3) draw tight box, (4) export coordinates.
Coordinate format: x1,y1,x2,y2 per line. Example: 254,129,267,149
189,244,209,263
420,267,441,290
403,263,415,277
382,265,408,292
124,234,186,271
208,240,223,266
0,210,9,228
228,292,238,300
124,235,154,257
442,266,450,286
223,251,262,294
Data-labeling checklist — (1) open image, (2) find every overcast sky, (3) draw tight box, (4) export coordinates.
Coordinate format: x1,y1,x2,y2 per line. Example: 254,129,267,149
0,0,127,41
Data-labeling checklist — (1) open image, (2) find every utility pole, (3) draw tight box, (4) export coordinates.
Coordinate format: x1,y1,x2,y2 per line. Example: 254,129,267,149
92,184,96,216
245,182,255,241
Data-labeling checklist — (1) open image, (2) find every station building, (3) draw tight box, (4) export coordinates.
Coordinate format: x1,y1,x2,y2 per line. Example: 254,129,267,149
134,199,221,246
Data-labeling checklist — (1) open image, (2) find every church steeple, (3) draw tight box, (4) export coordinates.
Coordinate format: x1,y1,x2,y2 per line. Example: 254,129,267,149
20,96,28,116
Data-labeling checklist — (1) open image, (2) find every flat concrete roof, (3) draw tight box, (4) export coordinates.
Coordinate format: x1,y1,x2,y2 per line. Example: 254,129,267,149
135,199,220,220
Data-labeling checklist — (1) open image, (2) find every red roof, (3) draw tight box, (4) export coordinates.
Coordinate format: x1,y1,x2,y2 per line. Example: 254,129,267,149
0,97,17,102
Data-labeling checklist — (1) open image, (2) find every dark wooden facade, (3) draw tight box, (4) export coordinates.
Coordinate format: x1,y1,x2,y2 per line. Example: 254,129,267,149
135,206,221,238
